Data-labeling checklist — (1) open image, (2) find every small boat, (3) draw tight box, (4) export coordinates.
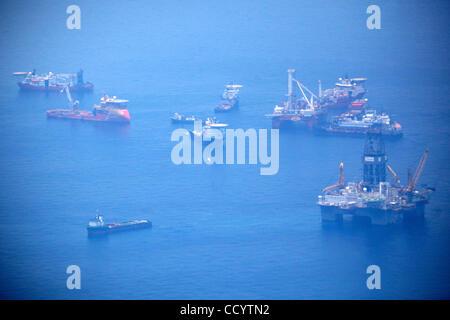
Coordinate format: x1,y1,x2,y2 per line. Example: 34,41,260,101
87,215,152,235
189,119,229,142
170,112,201,124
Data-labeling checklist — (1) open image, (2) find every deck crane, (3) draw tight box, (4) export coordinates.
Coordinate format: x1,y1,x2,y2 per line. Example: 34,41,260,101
405,150,429,193
387,164,401,186
61,85,79,110
322,162,345,193
293,78,318,109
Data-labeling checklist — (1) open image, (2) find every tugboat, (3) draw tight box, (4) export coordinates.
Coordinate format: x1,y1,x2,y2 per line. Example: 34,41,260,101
46,87,130,123
87,215,152,235
319,76,367,109
15,69,94,92
214,84,243,112
317,110,402,137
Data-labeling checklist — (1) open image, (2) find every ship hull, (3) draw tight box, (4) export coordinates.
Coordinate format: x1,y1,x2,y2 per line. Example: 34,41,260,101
271,114,321,129
47,109,130,123
87,221,152,235
18,82,94,92
319,202,425,225
214,100,239,113
321,91,366,109
315,126,403,138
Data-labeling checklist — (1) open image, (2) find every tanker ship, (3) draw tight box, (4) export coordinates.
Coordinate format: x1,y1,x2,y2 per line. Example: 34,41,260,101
15,69,93,92
214,84,243,112
46,87,130,123
318,132,432,225
87,215,152,235
265,69,325,129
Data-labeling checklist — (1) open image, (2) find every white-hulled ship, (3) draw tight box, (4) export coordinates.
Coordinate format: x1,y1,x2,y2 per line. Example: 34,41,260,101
317,110,403,137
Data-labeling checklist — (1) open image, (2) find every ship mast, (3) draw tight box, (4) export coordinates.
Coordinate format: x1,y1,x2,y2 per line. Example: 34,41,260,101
287,69,295,109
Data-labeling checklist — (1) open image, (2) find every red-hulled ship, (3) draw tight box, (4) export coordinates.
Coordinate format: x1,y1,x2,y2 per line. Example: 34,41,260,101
47,87,130,123
319,76,367,109
15,69,93,92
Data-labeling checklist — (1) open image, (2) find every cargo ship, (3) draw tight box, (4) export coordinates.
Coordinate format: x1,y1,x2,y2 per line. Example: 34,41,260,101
46,87,130,123
319,76,367,109
265,69,325,129
317,110,403,137
214,84,243,112
87,215,152,235
318,132,432,225
15,69,93,92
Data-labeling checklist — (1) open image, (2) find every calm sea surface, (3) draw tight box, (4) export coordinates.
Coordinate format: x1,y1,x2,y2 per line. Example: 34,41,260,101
0,0,448,299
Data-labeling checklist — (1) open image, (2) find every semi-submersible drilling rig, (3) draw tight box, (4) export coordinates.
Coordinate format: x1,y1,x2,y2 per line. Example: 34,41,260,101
318,132,432,225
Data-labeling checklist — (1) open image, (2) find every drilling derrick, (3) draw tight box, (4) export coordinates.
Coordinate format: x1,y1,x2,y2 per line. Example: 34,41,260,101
362,131,387,187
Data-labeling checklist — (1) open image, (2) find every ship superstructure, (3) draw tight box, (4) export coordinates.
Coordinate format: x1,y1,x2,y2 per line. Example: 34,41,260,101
265,69,325,129
318,109,403,137
16,69,94,92
215,84,243,112
319,76,367,109
318,132,432,225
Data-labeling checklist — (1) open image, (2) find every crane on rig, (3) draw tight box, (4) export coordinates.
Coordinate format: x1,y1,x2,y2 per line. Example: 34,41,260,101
322,162,345,193
387,164,401,187
293,78,318,109
405,150,429,193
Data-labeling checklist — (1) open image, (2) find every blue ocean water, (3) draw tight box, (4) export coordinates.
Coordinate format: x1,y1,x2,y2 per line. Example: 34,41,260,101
0,0,449,299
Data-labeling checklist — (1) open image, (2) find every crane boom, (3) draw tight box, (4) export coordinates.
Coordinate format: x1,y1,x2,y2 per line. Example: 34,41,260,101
292,79,318,108
322,162,345,193
62,85,73,106
387,164,400,185
406,150,429,192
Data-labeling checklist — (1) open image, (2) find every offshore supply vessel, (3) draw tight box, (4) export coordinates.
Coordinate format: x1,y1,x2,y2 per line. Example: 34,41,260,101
317,110,403,137
265,69,325,129
87,215,152,235
15,69,93,92
46,87,130,123
319,76,367,109
214,84,243,112
318,132,432,225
